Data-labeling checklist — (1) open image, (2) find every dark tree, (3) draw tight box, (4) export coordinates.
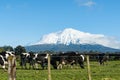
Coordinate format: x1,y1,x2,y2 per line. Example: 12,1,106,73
14,45,26,55
0,47,5,52
3,45,14,51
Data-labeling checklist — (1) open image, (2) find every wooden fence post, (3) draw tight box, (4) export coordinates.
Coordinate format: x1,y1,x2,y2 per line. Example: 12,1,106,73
86,55,91,80
8,55,16,80
48,53,51,80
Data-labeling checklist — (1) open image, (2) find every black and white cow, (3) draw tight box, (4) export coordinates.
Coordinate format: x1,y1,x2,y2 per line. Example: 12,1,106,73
34,53,49,69
50,53,64,69
20,52,49,69
0,51,15,71
20,52,38,69
29,51,84,70
51,51,85,69
28,52,36,69
98,53,109,65
20,52,30,69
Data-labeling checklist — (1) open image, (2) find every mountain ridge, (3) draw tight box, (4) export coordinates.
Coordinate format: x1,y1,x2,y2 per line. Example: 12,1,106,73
25,28,120,52
25,44,120,52
34,28,120,49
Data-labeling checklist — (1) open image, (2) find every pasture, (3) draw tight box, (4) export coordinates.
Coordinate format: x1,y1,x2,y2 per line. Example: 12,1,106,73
0,60,120,80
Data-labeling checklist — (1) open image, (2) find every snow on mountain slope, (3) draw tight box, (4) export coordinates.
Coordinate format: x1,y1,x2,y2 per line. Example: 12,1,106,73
35,28,120,49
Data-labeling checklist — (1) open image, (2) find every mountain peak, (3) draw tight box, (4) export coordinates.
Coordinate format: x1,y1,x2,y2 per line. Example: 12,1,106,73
62,28,84,35
35,28,120,49
63,28,79,32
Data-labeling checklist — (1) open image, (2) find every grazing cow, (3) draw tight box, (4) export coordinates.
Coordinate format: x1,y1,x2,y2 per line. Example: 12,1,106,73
51,51,85,69
98,53,109,65
20,52,37,69
0,51,15,71
34,53,49,69
50,53,65,69
63,51,84,69
28,52,36,69
20,53,30,69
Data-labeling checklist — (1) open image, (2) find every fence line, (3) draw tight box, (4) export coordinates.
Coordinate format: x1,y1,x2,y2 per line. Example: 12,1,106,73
46,54,92,80
4,54,120,80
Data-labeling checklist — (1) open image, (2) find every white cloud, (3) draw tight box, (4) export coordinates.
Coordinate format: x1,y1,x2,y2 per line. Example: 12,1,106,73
82,1,96,7
76,0,96,7
103,37,120,49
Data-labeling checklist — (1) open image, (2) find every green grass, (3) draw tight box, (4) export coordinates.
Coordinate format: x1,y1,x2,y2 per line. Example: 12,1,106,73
0,60,120,80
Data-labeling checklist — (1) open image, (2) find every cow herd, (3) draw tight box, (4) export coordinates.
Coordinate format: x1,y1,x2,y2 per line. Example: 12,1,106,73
0,51,109,71
20,51,85,70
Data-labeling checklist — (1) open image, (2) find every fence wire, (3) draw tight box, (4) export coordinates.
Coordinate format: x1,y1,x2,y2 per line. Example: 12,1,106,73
0,55,120,80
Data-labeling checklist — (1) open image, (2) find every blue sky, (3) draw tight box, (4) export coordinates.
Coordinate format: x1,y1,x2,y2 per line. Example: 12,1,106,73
0,0,120,47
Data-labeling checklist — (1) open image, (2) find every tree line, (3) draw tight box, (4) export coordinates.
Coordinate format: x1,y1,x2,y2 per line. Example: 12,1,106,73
0,45,120,60
0,45,26,55
0,45,120,55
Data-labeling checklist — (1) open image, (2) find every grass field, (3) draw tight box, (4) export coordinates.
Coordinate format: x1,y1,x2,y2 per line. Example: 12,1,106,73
0,60,120,80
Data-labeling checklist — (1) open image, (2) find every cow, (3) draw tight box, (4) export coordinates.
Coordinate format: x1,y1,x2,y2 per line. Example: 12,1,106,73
51,51,85,69
98,53,109,65
30,51,84,70
28,52,36,69
0,51,15,71
50,53,64,69
20,52,30,69
20,52,39,69
33,53,49,70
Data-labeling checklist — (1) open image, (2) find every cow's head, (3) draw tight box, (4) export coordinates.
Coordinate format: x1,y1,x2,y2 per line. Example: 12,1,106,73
6,51,15,59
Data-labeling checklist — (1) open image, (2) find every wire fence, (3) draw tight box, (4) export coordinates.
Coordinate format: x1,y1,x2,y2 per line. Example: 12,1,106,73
0,54,120,80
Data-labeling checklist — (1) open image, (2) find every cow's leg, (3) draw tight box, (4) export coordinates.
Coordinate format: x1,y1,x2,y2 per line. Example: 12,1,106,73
35,63,38,69
57,64,62,69
70,60,75,68
24,61,27,69
79,61,84,69
101,59,105,65
2,65,7,71
52,65,57,69
105,59,108,65
51,61,57,69
21,59,26,69
31,60,35,69
41,63,45,70
29,62,31,69
29,60,33,69
99,59,103,65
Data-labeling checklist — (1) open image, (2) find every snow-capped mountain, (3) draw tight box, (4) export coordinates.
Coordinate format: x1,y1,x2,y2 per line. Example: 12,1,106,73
26,28,120,52
35,28,120,49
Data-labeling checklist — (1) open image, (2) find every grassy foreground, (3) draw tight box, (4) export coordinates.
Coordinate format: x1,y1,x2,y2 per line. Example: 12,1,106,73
0,60,120,80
